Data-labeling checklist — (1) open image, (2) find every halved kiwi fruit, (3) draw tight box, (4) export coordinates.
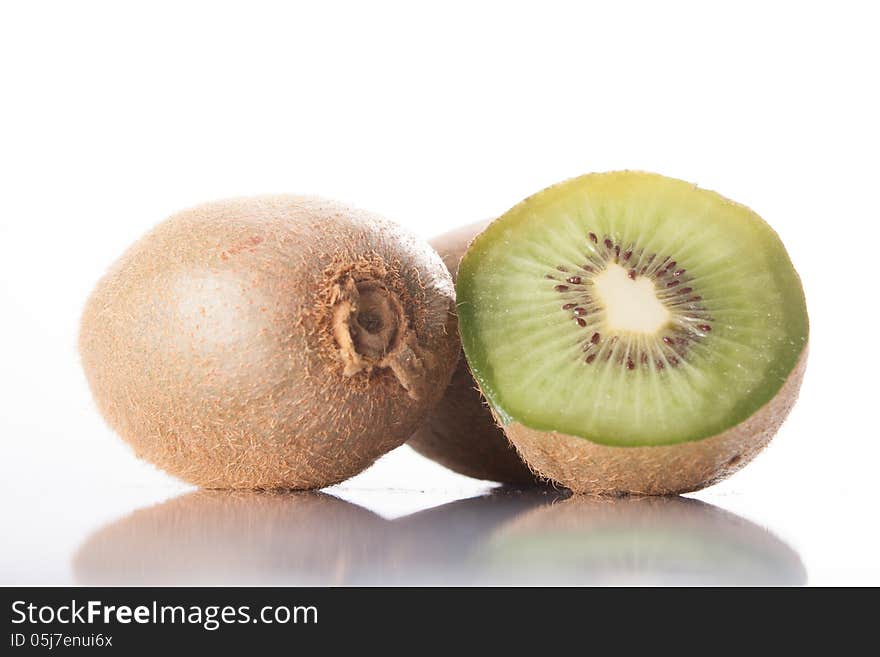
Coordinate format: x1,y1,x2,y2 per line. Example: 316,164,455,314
79,196,459,489
456,172,808,495
407,221,540,484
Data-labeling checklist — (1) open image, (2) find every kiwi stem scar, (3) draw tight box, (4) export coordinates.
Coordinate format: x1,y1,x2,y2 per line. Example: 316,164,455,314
330,276,431,400
332,278,403,368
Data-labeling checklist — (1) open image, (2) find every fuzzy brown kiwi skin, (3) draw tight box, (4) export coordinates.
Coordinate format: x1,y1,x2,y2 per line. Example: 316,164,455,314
505,347,808,496
406,221,541,485
79,196,459,490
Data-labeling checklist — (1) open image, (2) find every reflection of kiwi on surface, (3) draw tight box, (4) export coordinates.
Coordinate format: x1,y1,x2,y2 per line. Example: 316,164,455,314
361,487,563,585
79,196,459,490
457,172,809,495
408,222,540,485
73,490,387,585
482,496,806,585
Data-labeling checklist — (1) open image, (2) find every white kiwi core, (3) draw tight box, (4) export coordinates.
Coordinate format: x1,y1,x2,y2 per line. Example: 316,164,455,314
593,263,670,335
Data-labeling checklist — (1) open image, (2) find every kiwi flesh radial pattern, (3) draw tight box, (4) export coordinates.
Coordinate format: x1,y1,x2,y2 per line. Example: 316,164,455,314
456,172,808,495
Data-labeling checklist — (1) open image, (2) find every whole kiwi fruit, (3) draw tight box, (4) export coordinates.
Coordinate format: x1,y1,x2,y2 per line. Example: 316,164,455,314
407,221,540,485
79,196,459,489
456,171,808,495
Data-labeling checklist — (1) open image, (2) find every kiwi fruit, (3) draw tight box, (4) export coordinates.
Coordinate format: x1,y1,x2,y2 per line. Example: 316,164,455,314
79,196,459,489
481,496,806,585
456,171,808,495
407,221,540,484
73,490,387,585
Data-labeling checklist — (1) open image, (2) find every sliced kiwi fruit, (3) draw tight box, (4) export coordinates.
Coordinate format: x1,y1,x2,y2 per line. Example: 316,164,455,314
456,172,808,495
407,221,540,484
79,196,459,490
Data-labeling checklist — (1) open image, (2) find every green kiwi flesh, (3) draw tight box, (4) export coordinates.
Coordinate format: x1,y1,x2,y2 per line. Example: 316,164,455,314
456,171,808,494
79,196,459,490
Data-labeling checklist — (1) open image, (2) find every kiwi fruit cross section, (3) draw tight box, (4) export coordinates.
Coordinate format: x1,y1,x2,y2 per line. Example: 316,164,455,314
456,171,808,494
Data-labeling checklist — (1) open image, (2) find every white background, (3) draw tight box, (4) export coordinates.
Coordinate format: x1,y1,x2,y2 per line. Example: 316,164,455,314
1,1,877,585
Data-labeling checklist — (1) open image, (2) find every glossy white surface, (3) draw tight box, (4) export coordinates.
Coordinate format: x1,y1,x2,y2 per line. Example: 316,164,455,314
1,1,877,586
